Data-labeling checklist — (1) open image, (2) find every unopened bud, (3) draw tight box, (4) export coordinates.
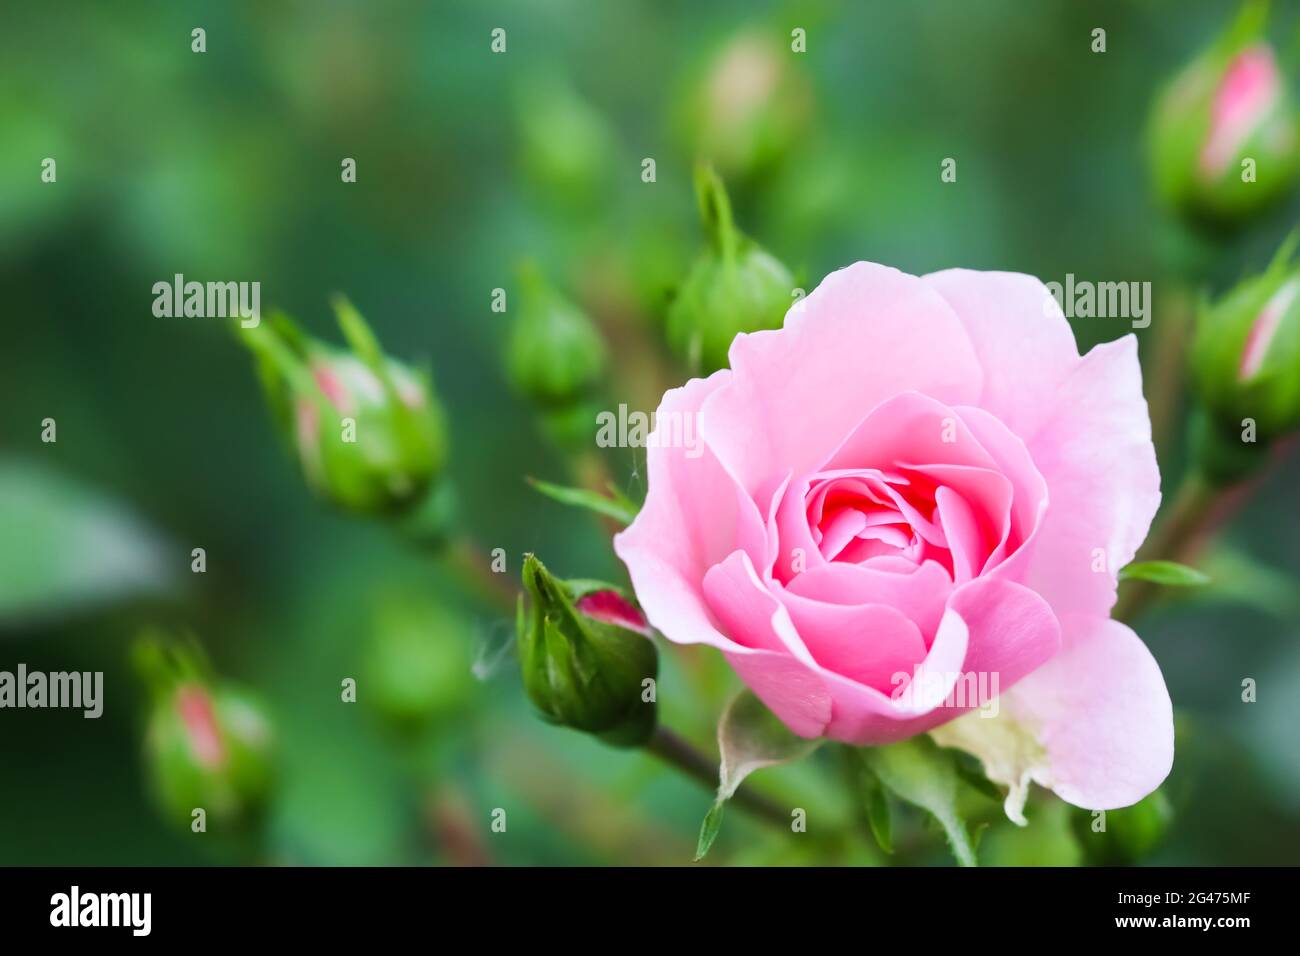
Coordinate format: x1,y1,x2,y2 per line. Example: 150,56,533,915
239,297,448,515
666,163,796,375
1191,234,1300,462
517,554,657,746
135,637,274,833
1148,3,1300,226
505,262,608,408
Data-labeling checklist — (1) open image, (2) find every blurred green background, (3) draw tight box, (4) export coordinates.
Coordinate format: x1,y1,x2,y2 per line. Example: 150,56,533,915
2,0,1298,866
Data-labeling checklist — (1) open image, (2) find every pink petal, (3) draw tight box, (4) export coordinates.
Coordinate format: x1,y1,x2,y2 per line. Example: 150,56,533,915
998,615,1173,810
176,686,226,769
778,588,929,694
922,269,1081,440
613,372,768,651
723,650,833,739
784,559,953,642
699,262,983,499
935,486,983,583
699,549,833,737
574,590,650,635
819,577,1060,745
823,390,1000,475
1240,277,1299,380
702,550,803,655
953,404,1050,583
1021,337,1161,617
1200,46,1282,180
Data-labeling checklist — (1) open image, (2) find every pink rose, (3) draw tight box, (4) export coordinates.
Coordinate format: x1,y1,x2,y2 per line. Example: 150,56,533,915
615,262,1172,815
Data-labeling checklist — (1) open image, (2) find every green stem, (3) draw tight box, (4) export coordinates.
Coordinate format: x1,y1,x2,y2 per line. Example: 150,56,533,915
1145,285,1194,462
695,162,739,261
1113,471,1238,623
443,534,518,614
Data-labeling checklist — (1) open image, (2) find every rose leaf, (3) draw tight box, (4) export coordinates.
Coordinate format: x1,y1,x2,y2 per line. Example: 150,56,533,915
864,736,978,867
694,689,819,861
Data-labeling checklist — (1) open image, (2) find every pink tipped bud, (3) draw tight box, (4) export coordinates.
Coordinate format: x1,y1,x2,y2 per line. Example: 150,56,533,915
1200,46,1283,180
176,684,227,769
1239,277,1300,380
575,589,651,635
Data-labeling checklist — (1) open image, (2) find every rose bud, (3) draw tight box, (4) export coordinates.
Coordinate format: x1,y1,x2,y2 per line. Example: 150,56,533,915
239,296,449,516
143,678,274,833
505,262,608,410
680,29,812,182
666,163,796,375
516,554,658,747
1190,235,1300,473
362,595,476,734
516,72,617,209
1148,3,1300,226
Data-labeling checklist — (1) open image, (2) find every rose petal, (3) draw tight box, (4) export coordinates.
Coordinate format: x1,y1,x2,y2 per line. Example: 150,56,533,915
778,589,929,693
614,372,769,650
784,559,953,641
922,269,1081,439
700,263,984,499
818,576,1060,744
1021,337,1161,617
936,615,1173,814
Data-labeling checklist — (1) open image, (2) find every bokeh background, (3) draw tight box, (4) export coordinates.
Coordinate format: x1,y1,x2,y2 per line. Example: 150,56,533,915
2,0,1299,865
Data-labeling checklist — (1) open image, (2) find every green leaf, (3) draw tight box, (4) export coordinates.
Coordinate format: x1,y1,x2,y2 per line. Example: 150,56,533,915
693,689,819,861
866,779,893,854
1119,560,1211,587
526,476,639,526
844,749,894,854
331,294,385,369
716,690,820,801
0,460,175,628
694,802,725,862
864,737,977,867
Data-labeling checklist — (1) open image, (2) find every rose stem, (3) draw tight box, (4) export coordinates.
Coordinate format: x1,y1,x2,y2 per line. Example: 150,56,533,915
442,533,519,613
1145,285,1194,462
644,725,791,828
1112,469,1258,623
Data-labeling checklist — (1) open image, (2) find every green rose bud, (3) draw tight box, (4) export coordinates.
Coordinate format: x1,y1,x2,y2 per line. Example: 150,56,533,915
680,29,812,182
1191,235,1300,472
135,638,273,834
666,163,796,375
517,554,657,746
1148,1,1300,227
504,262,608,408
362,595,476,733
239,296,449,516
516,72,617,209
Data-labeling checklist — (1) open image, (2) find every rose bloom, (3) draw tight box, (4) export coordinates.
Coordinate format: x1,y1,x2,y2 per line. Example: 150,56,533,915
615,262,1171,820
